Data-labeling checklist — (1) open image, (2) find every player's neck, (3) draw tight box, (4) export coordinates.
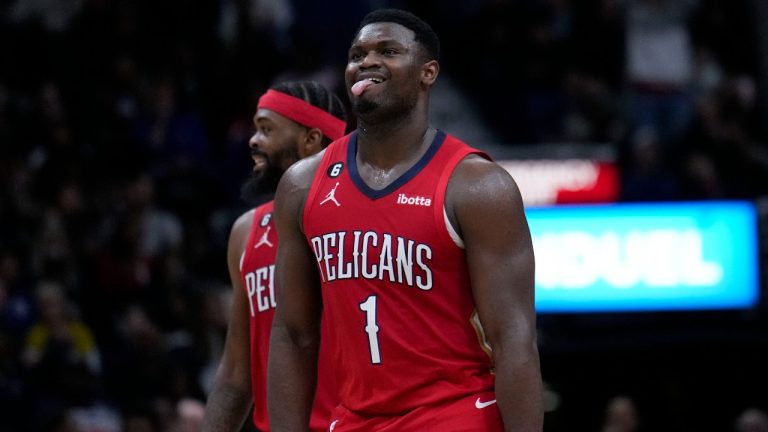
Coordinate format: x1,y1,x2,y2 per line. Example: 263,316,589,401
353,125,436,191
356,111,431,168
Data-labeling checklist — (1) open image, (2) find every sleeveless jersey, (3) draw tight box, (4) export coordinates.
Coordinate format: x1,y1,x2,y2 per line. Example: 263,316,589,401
303,130,496,417
241,201,337,431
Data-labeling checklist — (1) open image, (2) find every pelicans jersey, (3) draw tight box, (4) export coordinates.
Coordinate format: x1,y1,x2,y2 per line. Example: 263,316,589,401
241,201,337,431
303,131,502,430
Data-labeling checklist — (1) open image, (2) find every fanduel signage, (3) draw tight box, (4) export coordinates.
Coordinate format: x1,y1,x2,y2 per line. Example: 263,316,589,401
527,201,759,313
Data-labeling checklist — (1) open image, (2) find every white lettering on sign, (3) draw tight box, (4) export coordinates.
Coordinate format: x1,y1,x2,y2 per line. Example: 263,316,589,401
533,229,723,289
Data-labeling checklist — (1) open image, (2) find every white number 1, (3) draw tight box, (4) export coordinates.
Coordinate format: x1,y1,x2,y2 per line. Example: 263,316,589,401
359,295,381,364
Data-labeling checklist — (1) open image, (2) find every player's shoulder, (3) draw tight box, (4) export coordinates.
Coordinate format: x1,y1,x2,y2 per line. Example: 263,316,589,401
282,134,350,189
450,150,522,202
273,147,329,222
280,147,328,192
441,133,498,173
230,207,257,242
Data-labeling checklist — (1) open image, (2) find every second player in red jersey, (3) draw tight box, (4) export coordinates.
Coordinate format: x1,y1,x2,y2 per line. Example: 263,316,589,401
202,81,347,432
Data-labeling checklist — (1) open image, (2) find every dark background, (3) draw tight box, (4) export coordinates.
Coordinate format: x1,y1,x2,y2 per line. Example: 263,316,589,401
1,0,766,431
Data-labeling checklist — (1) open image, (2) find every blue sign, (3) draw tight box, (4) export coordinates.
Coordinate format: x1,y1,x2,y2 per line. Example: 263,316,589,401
527,201,760,313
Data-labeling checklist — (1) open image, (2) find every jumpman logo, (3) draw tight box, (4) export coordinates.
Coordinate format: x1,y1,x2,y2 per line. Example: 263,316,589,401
253,226,274,249
320,182,341,207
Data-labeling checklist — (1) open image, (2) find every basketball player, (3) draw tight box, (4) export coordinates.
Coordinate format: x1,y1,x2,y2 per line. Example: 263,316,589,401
267,8,543,432
201,81,347,432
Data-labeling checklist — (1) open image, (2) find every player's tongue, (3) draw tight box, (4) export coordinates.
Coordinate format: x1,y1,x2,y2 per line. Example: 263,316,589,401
352,79,376,96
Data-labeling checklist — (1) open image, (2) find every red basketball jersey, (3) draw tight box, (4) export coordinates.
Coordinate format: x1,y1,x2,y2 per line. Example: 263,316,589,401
303,131,497,418
241,201,337,431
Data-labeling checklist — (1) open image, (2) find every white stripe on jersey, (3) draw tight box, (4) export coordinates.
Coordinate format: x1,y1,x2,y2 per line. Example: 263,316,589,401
444,206,464,249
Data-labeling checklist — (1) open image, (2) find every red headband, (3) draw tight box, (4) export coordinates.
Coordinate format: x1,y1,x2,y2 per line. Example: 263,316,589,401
257,89,347,141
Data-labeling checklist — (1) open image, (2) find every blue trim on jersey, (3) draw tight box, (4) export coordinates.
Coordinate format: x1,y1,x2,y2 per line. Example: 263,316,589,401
347,129,447,200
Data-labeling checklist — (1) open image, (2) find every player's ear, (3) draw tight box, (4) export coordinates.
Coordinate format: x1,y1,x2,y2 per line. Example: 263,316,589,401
300,127,324,157
421,60,439,86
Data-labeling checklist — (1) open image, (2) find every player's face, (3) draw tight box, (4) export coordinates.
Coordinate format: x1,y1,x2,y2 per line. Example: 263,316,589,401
345,22,426,117
246,109,305,192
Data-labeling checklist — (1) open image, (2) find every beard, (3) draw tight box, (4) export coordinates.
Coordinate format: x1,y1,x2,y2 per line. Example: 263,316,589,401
239,161,283,206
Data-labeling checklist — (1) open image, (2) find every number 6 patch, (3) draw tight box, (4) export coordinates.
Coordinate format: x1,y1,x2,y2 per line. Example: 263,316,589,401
327,162,344,178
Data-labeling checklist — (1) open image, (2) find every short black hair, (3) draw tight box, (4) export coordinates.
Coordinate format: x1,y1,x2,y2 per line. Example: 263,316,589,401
356,8,440,61
269,80,348,147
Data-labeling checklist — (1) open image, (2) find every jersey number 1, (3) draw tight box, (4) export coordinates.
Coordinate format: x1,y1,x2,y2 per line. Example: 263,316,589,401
359,295,381,364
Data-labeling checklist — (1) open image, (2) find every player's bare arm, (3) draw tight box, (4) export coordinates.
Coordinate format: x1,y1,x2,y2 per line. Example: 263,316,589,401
201,210,256,432
447,156,544,432
267,153,326,432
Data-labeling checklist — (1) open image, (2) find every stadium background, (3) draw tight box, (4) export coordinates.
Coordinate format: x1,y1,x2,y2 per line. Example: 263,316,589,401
1,0,766,431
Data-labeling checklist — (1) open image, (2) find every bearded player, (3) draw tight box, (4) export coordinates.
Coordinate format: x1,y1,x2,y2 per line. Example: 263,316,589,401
201,81,347,432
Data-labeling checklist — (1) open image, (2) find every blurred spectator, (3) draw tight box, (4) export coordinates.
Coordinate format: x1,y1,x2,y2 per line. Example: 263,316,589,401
624,0,698,147
68,403,122,432
680,74,768,198
38,410,80,432
122,409,161,432
21,281,100,374
21,280,101,419
619,125,681,201
170,397,206,432
0,280,26,432
458,0,573,143
132,76,210,177
9,0,82,34
247,0,295,53
32,179,94,294
90,171,184,322
102,304,175,413
197,286,230,396
735,408,768,432
601,395,640,432
108,54,146,134
0,251,35,339
570,0,625,91
520,0,573,142
123,172,184,262
680,149,724,199
562,70,622,143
